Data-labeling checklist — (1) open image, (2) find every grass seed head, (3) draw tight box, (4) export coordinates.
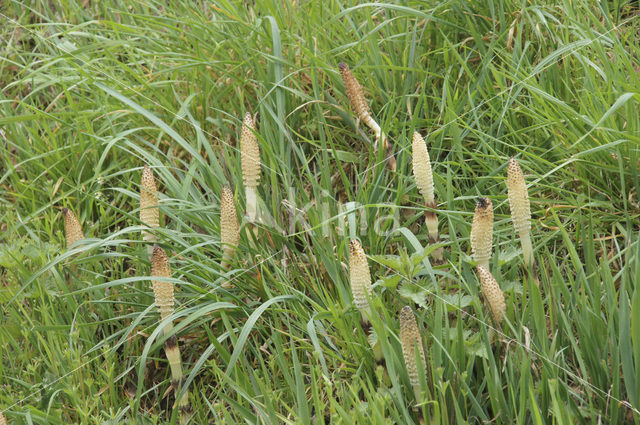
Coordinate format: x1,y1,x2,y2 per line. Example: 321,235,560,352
62,207,84,249
140,165,159,244
241,112,261,189
477,265,506,325
220,185,240,268
507,158,531,234
470,197,493,267
349,239,373,322
399,305,426,400
151,244,174,320
411,132,435,204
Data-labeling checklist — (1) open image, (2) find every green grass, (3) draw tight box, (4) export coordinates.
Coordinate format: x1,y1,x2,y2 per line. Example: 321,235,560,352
1,0,640,423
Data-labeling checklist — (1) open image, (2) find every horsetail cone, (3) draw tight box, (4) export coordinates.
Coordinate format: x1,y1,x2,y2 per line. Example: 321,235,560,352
220,186,240,271
477,265,506,326
140,165,159,254
149,245,190,416
151,245,174,321
349,239,373,324
63,208,84,249
470,197,494,269
240,112,261,221
412,131,443,262
507,158,533,267
399,306,426,404
338,62,394,170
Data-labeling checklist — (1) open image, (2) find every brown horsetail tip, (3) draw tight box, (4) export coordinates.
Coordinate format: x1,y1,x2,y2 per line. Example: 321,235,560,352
338,62,369,119
349,239,373,324
63,207,84,249
470,197,494,269
220,185,240,270
151,244,174,320
399,305,426,403
411,132,435,204
476,265,506,326
240,112,261,189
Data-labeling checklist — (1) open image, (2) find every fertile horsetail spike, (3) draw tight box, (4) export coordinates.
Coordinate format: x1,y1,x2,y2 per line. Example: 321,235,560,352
507,158,534,268
62,207,84,249
338,62,395,171
470,197,493,269
140,165,159,256
399,306,426,404
150,245,190,419
220,186,240,287
349,239,373,324
241,112,261,221
412,131,443,263
477,265,506,326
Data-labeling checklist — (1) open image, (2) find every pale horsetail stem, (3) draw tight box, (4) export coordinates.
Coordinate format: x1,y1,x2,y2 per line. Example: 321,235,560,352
399,306,427,404
220,186,240,288
241,112,261,222
150,245,190,418
507,158,534,268
470,197,494,269
476,265,506,326
62,207,84,249
0,409,6,425
140,165,159,257
349,239,373,324
412,131,443,264
338,62,395,171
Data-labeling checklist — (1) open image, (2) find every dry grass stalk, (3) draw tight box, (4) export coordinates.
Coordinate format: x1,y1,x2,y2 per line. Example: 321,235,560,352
150,245,190,417
0,410,6,425
470,197,494,269
412,131,443,263
507,158,534,268
63,207,84,249
399,306,426,404
477,265,506,326
349,239,373,324
241,112,261,221
140,165,159,256
338,62,395,171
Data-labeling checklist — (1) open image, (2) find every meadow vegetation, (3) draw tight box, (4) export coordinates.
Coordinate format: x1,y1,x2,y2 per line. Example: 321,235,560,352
1,1,640,423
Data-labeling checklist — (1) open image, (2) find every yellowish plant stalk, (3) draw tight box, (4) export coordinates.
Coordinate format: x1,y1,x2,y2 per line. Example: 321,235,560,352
241,112,261,222
477,265,506,326
399,306,426,405
140,165,159,257
63,207,84,249
0,409,6,425
338,62,395,171
470,197,493,269
412,131,443,263
507,157,534,268
220,186,240,288
349,239,373,324
150,245,190,417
